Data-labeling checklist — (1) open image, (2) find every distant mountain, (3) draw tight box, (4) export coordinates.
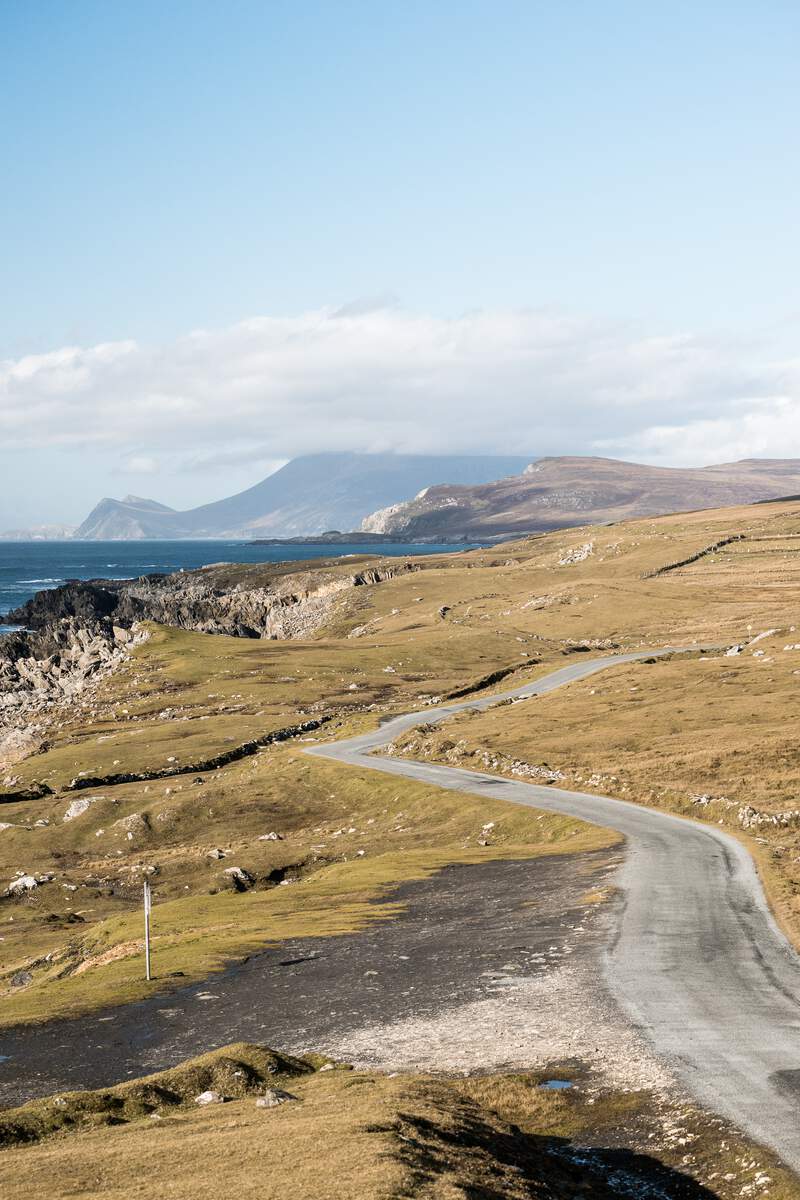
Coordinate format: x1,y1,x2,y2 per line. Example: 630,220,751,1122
360,456,800,539
76,496,177,540
75,453,534,540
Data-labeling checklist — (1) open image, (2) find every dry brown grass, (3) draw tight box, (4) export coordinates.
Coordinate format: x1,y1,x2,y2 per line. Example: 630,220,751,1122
5,498,800,1023
0,1062,409,1200
2,1043,797,1200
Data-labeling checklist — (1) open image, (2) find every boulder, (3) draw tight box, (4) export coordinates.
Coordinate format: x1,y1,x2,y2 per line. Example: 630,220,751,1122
255,1088,298,1108
223,866,255,891
194,1090,225,1106
112,812,150,838
6,874,39,896
63,797,95,822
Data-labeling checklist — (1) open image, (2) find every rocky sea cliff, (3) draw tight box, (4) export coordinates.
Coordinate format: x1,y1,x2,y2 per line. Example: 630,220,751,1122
0,557,425,769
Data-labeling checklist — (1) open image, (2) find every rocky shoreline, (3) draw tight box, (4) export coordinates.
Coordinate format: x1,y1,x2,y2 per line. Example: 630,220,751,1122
0,556,424,771
0,616,148,771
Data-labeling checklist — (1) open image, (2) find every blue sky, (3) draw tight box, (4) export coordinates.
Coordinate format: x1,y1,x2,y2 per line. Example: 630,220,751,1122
2,1,800,525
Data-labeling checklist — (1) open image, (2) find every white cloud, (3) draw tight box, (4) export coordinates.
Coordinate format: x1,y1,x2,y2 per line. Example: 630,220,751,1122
122,455,159,475
1,308,799,467
605,394,800,464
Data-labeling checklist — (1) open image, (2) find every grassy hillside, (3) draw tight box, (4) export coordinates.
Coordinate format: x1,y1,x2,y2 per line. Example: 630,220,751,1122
4,497,800,1194
1,1042,795,1200
4,498,800,1021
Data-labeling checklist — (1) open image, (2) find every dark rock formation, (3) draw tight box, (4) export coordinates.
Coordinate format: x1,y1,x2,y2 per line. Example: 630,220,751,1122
0,555,426,764
65,717,331,791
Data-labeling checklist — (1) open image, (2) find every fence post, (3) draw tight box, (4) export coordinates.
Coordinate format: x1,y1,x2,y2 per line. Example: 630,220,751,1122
144,880,152,981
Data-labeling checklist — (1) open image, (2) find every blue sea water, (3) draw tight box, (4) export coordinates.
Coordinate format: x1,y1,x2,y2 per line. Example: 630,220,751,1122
0,539,475,624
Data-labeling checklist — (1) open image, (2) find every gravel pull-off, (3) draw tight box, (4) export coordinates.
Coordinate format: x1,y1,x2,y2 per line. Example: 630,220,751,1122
0,852,619,1106
325,960,674,1096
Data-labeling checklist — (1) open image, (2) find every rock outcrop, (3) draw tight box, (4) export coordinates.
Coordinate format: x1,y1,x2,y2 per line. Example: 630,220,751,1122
64,716,331,791
5,559,424,643
0,555,423,770
0,616,148,769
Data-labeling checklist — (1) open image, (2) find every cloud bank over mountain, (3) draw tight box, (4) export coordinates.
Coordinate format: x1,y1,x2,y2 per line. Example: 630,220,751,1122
1,306,798,475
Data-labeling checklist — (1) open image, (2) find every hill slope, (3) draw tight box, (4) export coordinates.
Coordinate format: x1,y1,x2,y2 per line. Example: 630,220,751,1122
360,455,800,538
3,500,800,1194
75,452,533,539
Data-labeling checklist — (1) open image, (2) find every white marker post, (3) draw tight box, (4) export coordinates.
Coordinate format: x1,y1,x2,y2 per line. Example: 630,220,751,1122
143,880,152,981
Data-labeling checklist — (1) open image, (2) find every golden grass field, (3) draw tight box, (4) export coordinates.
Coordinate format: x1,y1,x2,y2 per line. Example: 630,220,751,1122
5,499,800,1017
1,1042,796,1200
4,498,800,1194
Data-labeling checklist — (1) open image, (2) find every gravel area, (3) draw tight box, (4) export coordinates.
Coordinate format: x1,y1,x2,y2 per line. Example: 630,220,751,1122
0,848,630,1106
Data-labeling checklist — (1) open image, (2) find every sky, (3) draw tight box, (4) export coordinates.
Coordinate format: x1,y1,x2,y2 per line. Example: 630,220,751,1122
2,0,800,527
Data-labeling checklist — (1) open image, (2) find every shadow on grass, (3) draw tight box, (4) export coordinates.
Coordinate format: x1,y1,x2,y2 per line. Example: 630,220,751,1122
395,1107,720,1199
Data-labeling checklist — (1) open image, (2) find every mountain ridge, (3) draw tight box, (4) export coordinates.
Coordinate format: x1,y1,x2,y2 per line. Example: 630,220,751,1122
75,452,534,539
360,455,800,538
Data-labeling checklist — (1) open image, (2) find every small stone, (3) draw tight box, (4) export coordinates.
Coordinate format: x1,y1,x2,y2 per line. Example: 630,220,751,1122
194,1090,224,1106
255,1088,297,1108
10,969,33,988
223,866,254,889
113,812,150,837
6,874,39,896
207,848,226,859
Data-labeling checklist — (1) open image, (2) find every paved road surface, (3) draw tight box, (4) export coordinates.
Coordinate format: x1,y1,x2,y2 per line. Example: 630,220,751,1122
306,650,800,1172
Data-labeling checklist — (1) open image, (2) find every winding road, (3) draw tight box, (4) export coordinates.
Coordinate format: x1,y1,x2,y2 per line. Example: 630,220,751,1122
306,650,800,1172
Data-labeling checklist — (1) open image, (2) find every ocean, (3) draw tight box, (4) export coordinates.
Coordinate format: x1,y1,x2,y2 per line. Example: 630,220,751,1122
0,539,474,627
